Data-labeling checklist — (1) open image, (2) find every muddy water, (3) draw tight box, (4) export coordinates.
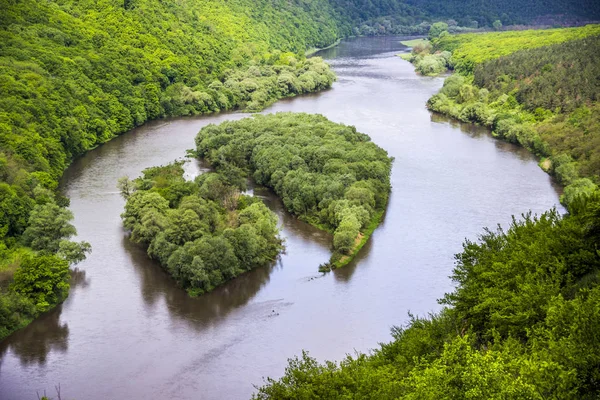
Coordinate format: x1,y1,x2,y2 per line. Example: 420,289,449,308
0,36,563,400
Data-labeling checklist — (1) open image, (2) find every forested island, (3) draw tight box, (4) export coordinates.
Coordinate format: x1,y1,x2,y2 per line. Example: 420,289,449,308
195,113,392,269
119,163,282,296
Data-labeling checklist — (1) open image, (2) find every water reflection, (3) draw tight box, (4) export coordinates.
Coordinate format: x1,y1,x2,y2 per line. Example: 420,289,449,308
0,306,68,367
122,235,277,332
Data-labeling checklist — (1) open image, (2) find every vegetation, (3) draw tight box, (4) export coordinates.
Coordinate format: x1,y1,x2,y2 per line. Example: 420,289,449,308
120,162,283,296
403,24,600,76
0,193,90,340
195,113,392,268
253,191,600,399
330,0,600,37
435,24,600,73
426,27,600,207
0,0,343,338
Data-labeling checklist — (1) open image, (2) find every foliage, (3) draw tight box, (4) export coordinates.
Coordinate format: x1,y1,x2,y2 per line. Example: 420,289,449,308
435,24,600,74
195,113,392,264
11,255,70,312
473,35,600,113
426,30,600,208
330,0,600,37
254,193,600,399
428,22,448,40
120,162,282,296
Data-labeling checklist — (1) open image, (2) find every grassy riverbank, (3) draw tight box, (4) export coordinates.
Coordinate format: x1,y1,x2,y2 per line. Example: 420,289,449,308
306,39,342,56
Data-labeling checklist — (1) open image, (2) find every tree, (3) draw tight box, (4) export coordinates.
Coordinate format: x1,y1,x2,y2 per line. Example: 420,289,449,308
493,20,503,30
428,22,449,40
23,203,77,253
12,255,70,311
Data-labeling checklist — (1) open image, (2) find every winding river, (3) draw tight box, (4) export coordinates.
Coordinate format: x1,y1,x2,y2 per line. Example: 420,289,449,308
0,36,563,400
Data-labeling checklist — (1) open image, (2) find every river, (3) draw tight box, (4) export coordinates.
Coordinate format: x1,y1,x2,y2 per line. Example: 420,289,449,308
0,36,563,399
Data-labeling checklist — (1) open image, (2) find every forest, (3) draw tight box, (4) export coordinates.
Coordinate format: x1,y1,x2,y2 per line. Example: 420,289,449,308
253,192,600,399
120,162,282,296
195,113,392,268
422,26,600,206
330,0,600,36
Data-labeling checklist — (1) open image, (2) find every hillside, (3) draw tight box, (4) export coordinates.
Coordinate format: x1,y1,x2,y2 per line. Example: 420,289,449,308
425,26,600,206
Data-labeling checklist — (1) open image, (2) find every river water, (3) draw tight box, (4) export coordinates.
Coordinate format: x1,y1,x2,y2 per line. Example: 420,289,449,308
0,36,563,399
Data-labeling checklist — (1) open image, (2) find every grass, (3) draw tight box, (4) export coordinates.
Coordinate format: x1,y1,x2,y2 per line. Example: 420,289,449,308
305,39,341,56
400,38,428,47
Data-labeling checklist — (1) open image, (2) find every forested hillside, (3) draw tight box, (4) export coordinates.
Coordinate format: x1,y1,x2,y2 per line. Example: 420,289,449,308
425,26,600,206
331,0,600,36
195,113,392,268
0,0,343,340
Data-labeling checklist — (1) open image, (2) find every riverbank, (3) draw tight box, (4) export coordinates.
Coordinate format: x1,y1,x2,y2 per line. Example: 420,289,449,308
305,39,342,56
406,25,600,206
328,209,384,269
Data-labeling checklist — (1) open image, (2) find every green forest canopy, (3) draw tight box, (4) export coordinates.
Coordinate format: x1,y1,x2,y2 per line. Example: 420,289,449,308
120,162,283,296
195,113,392,262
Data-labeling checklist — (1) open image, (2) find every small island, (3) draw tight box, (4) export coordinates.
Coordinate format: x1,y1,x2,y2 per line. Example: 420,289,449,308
120,162,283,296
195,112,393,270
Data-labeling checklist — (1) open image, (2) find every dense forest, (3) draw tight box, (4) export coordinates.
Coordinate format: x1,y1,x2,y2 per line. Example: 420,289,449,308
195,113,392,268
120,162,282,296
330,0,600,36
253,193,600,399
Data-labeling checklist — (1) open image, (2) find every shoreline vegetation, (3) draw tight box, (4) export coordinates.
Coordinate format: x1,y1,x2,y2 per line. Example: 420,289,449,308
305,39,342,57
194,113,393,271
252,24,600,400
402,24,600,207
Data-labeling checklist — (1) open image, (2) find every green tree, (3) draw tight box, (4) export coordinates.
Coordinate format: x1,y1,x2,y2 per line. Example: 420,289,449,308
428,22,449,40
11,255,70,311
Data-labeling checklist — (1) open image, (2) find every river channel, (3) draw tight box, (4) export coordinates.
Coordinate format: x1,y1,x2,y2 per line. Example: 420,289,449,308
0,36,563,399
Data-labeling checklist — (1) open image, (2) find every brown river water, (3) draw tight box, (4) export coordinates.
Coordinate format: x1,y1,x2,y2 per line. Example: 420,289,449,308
0,36,563,399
